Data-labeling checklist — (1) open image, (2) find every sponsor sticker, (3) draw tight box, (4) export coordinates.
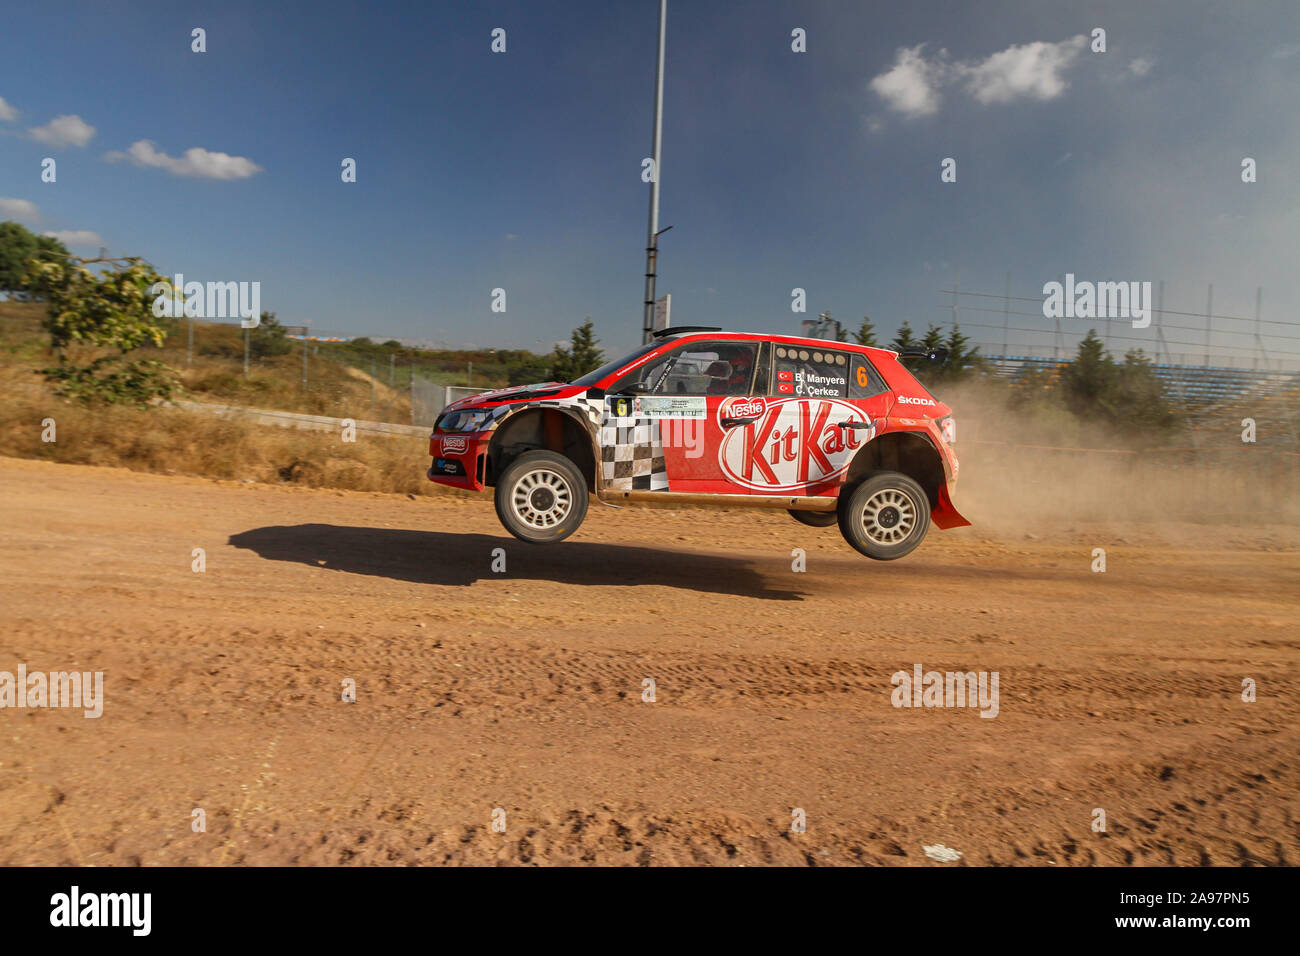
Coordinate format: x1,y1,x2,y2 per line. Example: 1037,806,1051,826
722,396,767,419
718,398,874,492
633,396,707,419
441,436,467,453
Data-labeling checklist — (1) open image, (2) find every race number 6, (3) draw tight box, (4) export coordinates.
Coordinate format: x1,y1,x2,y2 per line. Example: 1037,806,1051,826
856,366,869,387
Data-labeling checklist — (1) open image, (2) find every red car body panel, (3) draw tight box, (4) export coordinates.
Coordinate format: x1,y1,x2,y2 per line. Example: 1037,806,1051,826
427,331,969,528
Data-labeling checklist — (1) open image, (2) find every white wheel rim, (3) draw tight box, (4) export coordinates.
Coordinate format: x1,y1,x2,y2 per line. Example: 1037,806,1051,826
510,468,573,530
858,488,917,546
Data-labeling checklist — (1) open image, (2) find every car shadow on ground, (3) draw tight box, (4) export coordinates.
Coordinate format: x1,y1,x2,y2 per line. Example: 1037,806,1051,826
228,524,806,600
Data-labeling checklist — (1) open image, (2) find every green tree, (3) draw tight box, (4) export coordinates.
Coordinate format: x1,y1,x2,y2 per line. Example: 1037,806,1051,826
904,324,946,381
508,355,554,385
25,255,179,406
250,311,293,358
939,323,981,381
919,323,945,352
1110,348,1177,431
854,316,879,348
550,317,604,382
889,321,917,353
1058,329,1115,418
0,221,68,297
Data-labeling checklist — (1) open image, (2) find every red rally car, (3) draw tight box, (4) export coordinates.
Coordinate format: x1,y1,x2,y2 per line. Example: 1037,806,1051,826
427,327,969,560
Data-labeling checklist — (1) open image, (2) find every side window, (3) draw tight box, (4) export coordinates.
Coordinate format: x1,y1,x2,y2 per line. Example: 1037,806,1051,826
848,354,889,398
613,341,759,397
771,345,850,398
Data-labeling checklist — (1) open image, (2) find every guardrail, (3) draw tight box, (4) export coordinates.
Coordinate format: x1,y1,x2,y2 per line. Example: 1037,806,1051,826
171,401,429,437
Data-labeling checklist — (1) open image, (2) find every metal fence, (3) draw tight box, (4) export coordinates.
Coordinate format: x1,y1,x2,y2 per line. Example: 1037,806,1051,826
410,375,489,425
940,280,1300,373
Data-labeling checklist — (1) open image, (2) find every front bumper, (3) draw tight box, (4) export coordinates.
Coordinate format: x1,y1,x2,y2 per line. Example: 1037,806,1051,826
427,433,486,490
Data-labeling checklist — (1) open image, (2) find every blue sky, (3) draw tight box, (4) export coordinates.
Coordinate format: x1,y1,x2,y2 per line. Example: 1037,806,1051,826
1,0,1297,362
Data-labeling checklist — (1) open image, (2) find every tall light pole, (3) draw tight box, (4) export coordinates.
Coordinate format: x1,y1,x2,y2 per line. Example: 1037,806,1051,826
641,0,668,344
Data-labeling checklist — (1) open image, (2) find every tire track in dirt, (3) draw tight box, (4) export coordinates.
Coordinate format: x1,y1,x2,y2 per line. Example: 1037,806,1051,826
1,457,1297,865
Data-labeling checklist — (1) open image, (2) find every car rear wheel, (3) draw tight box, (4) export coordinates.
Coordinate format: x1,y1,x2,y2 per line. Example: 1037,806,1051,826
494,450,589,544
788,509,837,527
837,471,931,560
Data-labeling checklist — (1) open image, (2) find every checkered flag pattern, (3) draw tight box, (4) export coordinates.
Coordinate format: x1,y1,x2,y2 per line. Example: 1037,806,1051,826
600,411,669,491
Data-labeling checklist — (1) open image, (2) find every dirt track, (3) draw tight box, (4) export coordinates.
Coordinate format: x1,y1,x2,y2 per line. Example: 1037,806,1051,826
1,455,1297,866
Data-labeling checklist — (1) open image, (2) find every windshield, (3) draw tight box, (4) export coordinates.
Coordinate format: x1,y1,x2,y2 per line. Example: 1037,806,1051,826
570,342,661,388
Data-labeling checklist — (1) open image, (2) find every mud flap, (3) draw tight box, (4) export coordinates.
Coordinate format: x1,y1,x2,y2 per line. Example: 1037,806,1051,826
932,481,971,529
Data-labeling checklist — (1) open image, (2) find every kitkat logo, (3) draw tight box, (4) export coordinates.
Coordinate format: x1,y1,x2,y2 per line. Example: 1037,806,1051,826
718,398,874,492
722,397,767,420
440,436,467,454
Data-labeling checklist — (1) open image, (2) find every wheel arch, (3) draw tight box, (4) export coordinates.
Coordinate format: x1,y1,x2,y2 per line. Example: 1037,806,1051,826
485,406,599,492
843,430,947,510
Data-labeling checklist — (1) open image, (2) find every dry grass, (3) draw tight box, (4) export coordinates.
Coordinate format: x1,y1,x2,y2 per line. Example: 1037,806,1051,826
0,300,480,495
0,300,512,423
0,392,452,495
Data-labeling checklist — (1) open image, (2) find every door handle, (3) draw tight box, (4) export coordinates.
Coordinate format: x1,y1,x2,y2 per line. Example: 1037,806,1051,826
721,416,760,429
835,420,873,430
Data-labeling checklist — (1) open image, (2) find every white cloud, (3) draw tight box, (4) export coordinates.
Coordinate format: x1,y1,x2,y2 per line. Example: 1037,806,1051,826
960,36,1087,104
870,44,947,118
42,229,103,247
104,139,262,180
27,114,96,148
0,197,40,222
871,36,1088,118
1128,57,1154,77
0,97,17,122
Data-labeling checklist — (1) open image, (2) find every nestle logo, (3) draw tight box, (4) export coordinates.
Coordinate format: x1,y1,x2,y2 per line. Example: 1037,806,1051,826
726,398,766,419
441,436,467,453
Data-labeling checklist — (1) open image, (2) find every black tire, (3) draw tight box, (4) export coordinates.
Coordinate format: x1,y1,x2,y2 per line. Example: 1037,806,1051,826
788,509,837,527
494,450,589,544
837,471,931,560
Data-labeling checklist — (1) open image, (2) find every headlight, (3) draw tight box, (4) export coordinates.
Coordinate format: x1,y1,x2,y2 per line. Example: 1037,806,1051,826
435,409,488,433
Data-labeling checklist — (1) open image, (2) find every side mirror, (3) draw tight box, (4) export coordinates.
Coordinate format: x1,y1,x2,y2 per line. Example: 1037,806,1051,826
704,360,732,378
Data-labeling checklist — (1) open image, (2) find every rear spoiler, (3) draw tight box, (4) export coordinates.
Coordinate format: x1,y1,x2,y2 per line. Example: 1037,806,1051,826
898,346,949,363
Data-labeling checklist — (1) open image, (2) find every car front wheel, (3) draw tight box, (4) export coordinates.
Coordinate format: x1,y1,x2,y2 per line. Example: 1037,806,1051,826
494,450,589,544
837,471,931,560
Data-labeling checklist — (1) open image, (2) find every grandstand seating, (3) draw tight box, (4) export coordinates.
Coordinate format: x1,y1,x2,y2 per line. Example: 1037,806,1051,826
982,354,1300,410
